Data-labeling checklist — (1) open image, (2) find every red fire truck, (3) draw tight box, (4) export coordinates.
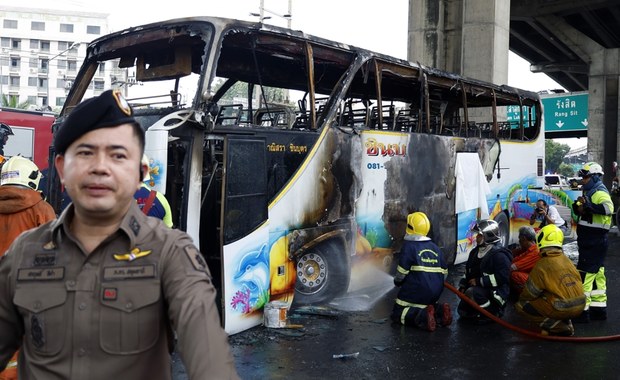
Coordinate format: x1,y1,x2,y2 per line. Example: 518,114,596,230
0,107,56,171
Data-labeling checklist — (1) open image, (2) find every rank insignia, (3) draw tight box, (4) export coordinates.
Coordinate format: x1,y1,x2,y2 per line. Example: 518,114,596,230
113,247,152,262
42,241,56,250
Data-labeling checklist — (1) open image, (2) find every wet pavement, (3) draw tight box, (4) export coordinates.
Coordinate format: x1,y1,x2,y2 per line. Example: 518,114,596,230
173,228,620,379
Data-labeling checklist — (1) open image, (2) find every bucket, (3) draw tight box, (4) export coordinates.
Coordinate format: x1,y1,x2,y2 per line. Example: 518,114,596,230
263,301,288,328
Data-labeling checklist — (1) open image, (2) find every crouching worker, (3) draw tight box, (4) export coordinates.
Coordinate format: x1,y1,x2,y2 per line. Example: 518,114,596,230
509,226,540,297
391,212,452,331
457,220,512,324
515,224,585,336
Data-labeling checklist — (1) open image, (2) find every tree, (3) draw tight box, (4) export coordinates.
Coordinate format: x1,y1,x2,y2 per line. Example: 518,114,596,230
1,94,30,109
558,162,575,177
545,139,571,173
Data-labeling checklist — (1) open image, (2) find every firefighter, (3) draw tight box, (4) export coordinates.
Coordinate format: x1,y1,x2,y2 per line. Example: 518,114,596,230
0,156,56,380
457,219,512,323
391,212,452,331
515,224,585,336
572,161,614,322
0,123,13,156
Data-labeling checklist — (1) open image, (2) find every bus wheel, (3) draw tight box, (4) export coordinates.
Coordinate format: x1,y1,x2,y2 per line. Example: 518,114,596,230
494,212,510,247
294,240,350,305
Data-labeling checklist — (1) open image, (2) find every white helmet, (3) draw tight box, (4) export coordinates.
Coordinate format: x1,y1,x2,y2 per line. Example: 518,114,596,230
578,162,604,177
0,156,42,190
471,219,501,244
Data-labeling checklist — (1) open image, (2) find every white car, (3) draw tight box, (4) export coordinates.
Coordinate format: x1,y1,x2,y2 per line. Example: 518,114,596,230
545,174,569,189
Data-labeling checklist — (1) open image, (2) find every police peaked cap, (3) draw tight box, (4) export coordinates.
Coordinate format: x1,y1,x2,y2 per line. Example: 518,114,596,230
54,89,141,154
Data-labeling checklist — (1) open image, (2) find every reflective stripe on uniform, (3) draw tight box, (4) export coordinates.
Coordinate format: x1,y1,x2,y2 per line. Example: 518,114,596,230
410,265,448,274
396,298,427,309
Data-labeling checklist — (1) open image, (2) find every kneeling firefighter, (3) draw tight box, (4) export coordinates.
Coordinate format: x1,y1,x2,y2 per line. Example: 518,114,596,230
458,219,512,323
391,212,452,331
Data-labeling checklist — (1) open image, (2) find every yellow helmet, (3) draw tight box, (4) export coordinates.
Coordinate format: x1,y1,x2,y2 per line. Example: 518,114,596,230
406,212,430,236
0,156,42,190
537,224,564,249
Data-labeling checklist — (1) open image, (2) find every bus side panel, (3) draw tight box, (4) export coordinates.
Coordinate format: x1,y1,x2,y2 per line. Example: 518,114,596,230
356,131,494,265
486,139,544,246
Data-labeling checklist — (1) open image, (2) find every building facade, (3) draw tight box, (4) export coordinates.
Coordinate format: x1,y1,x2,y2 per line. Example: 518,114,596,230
0,6,109,112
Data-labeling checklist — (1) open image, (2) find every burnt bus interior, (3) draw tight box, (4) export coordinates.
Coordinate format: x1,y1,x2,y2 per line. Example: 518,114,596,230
53,19,542,291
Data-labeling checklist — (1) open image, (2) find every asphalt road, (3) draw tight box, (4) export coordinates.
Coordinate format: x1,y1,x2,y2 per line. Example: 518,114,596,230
174,227,620,379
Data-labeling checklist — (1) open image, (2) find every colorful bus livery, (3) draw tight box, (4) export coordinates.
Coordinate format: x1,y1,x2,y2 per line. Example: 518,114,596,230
48,17,544,334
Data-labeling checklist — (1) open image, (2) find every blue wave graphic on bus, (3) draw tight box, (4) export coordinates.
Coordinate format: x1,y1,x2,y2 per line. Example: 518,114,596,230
356,215,392,248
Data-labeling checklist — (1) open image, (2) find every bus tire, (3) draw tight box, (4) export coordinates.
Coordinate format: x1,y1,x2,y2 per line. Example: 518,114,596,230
294,240,350,305
494,212,510,247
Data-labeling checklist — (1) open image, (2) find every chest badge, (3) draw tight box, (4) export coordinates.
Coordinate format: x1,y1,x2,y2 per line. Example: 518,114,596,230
113,247,152,262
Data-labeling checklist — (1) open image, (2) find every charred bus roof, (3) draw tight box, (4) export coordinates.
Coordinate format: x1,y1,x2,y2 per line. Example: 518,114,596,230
62,16,540,119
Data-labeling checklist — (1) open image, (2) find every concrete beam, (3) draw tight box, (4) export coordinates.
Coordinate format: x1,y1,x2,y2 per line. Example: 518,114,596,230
511,0,616,18
538,14,602,62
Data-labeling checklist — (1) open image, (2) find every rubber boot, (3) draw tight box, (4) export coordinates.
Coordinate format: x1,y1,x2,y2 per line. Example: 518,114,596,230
590,306,607,321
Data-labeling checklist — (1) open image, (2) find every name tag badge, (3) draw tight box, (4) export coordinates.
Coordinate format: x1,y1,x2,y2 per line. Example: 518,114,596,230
103,265,156,280
17,267,65,281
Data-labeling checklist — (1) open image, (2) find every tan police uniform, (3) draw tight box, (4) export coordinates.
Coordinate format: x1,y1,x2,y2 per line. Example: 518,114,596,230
0,202,239,380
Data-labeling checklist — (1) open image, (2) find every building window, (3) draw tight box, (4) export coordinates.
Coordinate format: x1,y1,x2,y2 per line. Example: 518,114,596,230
67,60,77,72
0,76,7,85
11,39,21,50
29,57,38,68
28,77,37,87
87,25,101,35
3,20,17,29
57,60,67,70
59,23,74,33
1,37,9,48
9,76,20,87
40,58,49,72
38,77,48,89
40,96,48,107
9,57,20,70
98,62,105,75
56,78,65,88
30,39,39,49
27,95,36,104
56,96,66,106
94,80,105,90
40,41,50,52
31,21,45,31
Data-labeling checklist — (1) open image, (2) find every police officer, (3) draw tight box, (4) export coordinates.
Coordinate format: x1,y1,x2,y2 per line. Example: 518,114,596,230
572,161,614,322
0,124,13,156
0,90,239,379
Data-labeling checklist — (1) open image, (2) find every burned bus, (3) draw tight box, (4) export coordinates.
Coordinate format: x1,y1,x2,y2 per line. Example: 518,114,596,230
48,17,545,334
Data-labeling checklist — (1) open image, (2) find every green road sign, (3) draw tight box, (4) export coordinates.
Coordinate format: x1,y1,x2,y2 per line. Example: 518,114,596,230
541,92,588,132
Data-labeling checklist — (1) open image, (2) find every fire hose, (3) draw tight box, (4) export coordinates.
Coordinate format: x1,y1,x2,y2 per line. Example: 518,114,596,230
444,281,620,342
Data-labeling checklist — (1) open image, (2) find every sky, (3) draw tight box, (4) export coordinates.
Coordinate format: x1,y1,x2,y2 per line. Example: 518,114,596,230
2,0,581,147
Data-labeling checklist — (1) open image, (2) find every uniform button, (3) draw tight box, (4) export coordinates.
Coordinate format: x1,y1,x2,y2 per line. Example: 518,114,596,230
78,348,86,356
79,303,87,310
125,302,133,310
33,301,42,310
67,280,76,287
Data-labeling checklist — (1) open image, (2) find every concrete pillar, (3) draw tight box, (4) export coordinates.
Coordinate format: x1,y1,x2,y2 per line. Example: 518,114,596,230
408,0,509,85
460,0,510,85
587,48,620,179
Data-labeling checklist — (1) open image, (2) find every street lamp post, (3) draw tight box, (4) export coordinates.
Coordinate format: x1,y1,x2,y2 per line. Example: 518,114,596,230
45,42,79,110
